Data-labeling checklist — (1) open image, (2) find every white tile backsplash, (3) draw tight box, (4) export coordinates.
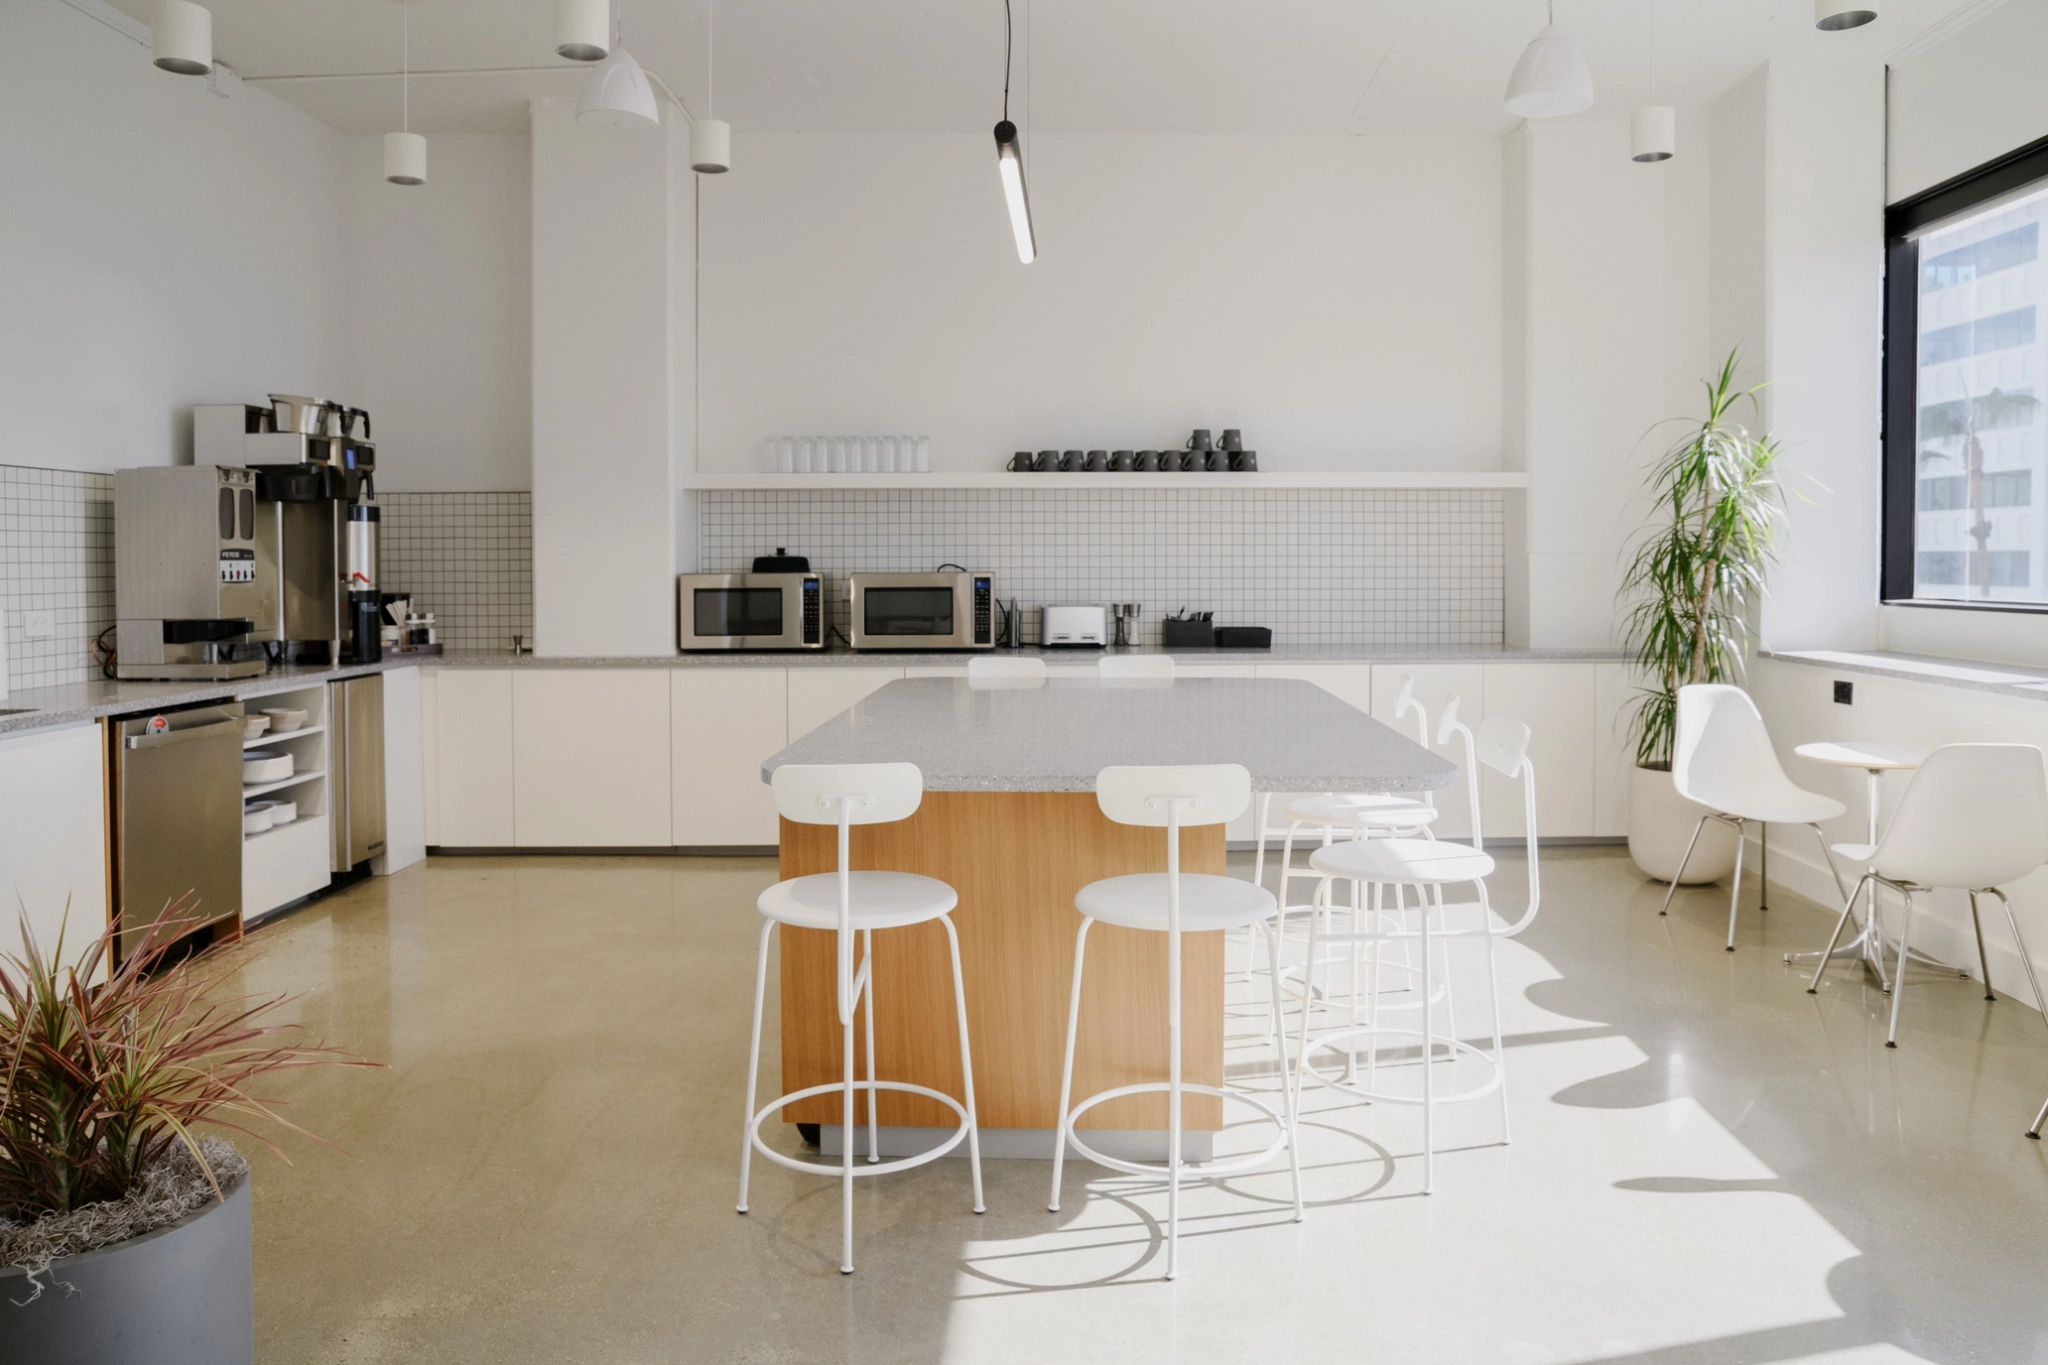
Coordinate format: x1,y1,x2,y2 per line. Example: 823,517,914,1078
378,492,534,653
0,466,115,691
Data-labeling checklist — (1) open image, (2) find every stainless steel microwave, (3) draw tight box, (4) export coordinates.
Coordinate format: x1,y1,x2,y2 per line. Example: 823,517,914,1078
676,572,823,650
848,572,995,650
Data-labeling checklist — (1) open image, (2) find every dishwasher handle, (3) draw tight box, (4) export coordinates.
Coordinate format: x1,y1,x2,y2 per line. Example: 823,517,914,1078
124,719,245,750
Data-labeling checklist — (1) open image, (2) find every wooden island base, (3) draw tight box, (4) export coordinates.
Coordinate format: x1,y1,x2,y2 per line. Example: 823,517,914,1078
778,790,1224,1133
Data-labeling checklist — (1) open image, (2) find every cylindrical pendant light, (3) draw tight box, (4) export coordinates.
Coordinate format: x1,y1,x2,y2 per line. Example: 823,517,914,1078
384,132,427,185
1631,106,1675,162
577,47,659,129
557,0,609,61
152,0,212,76
1815,0,1877,31
691,120,731,173
995,120,1035,264
1504,22,1594,118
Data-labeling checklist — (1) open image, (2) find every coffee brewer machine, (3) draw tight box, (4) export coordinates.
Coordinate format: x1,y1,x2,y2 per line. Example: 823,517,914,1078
114,464,279,680
192,396,382,666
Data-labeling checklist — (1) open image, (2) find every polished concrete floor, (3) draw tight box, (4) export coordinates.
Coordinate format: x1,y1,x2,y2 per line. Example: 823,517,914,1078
221,848,2048,1365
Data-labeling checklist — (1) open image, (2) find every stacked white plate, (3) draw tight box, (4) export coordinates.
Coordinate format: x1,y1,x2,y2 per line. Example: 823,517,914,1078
243,750,294,784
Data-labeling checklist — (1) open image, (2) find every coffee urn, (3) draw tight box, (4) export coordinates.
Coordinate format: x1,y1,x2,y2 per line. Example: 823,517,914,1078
345,488,381,664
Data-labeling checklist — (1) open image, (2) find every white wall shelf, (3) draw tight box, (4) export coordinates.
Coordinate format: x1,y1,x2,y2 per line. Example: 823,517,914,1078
243,768,327,800
245,723,325,750
678,471,1530,492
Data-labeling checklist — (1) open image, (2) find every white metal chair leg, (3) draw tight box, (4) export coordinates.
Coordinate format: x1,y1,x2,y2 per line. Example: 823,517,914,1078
737,919,774,1214
862,928,879,1163
939,914,986,1214
1887,891,1915,1049
2029,1093,2048,1140
1968,893,1998,1003
1807,874,1874,994
1048,917,1093,1213
1660,815,1712,917
1477,880,1509,1144
1420,882,1435,1196
1261,918,1305,1223
1725,819,1747,951
1166,905,1183,1281
841,971,857,1273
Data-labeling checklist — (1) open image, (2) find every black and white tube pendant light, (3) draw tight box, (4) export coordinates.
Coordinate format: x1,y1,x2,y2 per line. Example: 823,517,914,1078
1815,0,1878,31
993,0,1035,263
384,0,425,185
1504,1,1593,118
151,0,212,76
690,0,731,173
557,0,610,62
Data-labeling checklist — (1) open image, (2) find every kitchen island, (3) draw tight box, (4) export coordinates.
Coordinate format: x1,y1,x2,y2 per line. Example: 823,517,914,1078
762,674,1456,1152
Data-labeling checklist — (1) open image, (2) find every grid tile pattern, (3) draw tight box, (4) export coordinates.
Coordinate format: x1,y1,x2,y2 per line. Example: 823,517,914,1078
699,488,1503,647
379,492,534,653
0,466,115,692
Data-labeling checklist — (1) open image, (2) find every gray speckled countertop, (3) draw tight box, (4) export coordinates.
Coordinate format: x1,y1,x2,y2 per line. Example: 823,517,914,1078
0,659,420,736
761,676,1458,793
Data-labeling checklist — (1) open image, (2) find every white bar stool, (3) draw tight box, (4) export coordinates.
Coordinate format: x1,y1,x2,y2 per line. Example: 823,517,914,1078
1049,763,1303,1280
968,655,1046,680
738,762,984,1274
1296,700,1543,1193
1098,654,1175,680
1802,743,2048,1049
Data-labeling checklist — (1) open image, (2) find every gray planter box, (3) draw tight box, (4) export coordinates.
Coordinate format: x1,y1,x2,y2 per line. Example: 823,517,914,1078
0,1175,252,1365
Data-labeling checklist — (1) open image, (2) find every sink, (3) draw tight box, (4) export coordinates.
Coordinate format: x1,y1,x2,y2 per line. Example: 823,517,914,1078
0,708,39,716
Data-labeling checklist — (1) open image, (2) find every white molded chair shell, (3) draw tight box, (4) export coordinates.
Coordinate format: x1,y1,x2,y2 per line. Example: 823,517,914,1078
1673,685,1845,824
1099,654,1175,680
1096,764,1250,828
1868,744,2048,890
968,656,1046,680
771,762,924,825
1476,715,1532,777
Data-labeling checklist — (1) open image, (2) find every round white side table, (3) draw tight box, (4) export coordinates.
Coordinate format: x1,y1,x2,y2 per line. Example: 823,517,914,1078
1786,742,1932,991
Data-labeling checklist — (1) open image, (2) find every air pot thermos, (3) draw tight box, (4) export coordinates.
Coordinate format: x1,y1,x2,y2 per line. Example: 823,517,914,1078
345,492,382,663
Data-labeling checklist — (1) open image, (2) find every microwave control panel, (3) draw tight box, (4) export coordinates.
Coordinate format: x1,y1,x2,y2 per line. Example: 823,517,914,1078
802,577,822,645
973,577,993,645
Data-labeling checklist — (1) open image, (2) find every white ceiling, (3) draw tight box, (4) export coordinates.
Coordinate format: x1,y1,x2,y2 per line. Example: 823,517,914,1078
105,0,1994,137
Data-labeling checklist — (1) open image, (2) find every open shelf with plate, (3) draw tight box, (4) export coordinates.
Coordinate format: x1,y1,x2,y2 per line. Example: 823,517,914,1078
240,683,333,923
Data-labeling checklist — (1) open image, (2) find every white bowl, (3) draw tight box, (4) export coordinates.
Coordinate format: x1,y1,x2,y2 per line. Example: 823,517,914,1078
261,707,309,734
243,715,272,742
243,751,294,784
266,800,297,826
243,807,274,835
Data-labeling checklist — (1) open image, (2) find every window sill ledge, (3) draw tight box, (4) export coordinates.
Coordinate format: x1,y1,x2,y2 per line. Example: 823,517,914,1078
1764,648,2048,701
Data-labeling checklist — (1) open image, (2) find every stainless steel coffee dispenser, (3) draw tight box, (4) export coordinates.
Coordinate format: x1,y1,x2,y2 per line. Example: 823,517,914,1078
114,466,279,680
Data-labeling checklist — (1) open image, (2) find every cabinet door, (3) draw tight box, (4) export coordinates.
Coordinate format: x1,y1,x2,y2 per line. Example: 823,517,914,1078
673,669,787,847
513,670,672,847
1370,664,1486,840
435,670,516,847
1482,663,1596,839
1250,665,1376,844
1594,662,1641,838
0,723,108,972
787,667,905,742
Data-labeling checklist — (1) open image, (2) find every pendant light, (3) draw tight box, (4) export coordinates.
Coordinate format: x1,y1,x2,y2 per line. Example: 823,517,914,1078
690,0,731,173
1815,0,1877,31
151,0,212,76
557,0,609,61
577,2,658,130
1504,1,1593,119
993,0,1035,264
1630,1,1673,163
384,0,425,185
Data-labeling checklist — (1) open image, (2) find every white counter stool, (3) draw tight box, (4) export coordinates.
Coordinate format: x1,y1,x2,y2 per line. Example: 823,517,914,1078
1099,654,1175,680
1295,700,1542,1193
1049,763,1303,1280
738,762,984,1275
1659,685,1849,951
1802,743,2048,1050
968,655,1045,680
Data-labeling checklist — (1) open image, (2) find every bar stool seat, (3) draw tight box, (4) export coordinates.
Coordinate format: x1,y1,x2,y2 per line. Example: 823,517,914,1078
759,871,957,930
1286,793,1439,828
1310,836,1493,887
1076,872,1275,931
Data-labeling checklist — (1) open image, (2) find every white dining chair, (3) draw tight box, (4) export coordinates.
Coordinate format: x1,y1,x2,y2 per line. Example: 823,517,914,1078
1659,684,1849,951
738,762,983,1274
968,655,1046,680
1049,763,1302,1280
1803,743,2048,1049
1098,654,1175,680
1295,698,1541,1193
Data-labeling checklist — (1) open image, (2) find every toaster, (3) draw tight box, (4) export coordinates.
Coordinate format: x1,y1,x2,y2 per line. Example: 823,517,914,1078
1040,604,1108,647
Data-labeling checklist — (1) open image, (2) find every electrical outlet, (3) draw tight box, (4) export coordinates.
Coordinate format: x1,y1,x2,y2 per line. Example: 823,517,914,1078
23,611,53,640
1833,680,1853,705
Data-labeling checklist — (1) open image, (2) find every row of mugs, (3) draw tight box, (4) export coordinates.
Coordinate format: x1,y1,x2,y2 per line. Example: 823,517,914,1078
762,435,933,474
1007,449,1260,473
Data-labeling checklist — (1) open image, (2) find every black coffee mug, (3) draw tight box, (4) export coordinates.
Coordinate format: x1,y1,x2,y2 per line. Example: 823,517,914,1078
1110,450,1133,471
1085,450,1108,471
1220,428,1242,452
1034,449,1057,472
1189,428,1214,451
1203,450,1226,471
1134,451,1158,471
1009,452,1034,472
1059,450,1082,471
1178,450,1200,471
1231,450,1258,472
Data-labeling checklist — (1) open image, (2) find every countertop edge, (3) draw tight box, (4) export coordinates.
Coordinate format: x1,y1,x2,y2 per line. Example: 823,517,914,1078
1762,649,2048,702
0,659,422,738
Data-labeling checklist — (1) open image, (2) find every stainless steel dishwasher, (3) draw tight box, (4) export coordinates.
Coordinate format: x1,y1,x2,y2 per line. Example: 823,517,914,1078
109,700,245,959
330,673,386,872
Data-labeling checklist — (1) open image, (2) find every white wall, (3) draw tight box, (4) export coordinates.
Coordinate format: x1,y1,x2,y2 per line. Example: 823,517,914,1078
343,134,532,493
698,132,1502,474
1888,0,2048,204
0,0,347,472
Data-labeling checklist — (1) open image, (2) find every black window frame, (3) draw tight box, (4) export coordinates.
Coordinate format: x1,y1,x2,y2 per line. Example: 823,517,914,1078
1882,131,2048,609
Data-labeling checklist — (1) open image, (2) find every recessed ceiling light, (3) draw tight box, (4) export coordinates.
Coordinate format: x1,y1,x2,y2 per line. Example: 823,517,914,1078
1815,0,1878,31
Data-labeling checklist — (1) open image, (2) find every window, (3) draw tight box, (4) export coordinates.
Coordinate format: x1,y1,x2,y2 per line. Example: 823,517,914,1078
1884,134,2048,610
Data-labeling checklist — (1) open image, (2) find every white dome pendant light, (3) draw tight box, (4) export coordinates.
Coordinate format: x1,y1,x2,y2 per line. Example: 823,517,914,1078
993,0,1035,264
1504,0,1594,119
1815,1,1877,31
557,0,609,61
151,0,212,76
1630,1,1673,163
690,0,731,173
384,0,426,185
577,2,658,131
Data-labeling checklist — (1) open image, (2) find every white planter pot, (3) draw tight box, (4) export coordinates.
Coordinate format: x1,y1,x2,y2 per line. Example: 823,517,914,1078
1628,764,1738,884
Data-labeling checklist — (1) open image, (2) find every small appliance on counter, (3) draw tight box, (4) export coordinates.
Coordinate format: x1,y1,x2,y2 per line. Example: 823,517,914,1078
1161,611,1214,647
849,572,995,650
1041,604,1108,648
114,466,277,680
678,560,823,650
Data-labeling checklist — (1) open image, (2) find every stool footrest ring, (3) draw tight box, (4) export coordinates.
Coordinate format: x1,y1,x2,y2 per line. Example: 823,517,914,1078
1057,1082,1291,1179
749,1079,973,1179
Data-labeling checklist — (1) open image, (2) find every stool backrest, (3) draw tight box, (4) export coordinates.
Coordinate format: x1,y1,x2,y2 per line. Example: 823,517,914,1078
1438,698,1542,936
1871,744,2048,890
1672,684,1798,814
969,655,1046,680
770,763,924,826
1393,674,1435,808
1099,655,1175,680
1096,764,1250,828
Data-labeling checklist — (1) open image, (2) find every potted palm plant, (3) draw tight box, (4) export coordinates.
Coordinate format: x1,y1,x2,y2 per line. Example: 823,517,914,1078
1620,350,1790,882
0,907,363,1365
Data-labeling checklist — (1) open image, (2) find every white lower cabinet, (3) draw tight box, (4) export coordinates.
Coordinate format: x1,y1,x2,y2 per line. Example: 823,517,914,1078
513,669,672,847
788,667,904,742
1481,663,1596,839
672,669,787,847
244,816,331,918
435,670,515,846
0,722,107,969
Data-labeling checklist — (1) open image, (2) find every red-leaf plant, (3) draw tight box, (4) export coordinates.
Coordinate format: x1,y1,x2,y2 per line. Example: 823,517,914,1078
0,899,372,1222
